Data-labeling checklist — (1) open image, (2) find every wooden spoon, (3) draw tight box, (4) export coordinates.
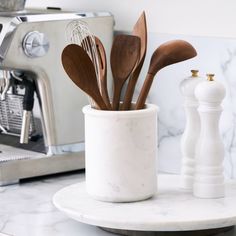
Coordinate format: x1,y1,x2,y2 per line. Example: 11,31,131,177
122,11,147,110
111,34,140,110
94,36,112,110
61,44,108,110
135,40,197,110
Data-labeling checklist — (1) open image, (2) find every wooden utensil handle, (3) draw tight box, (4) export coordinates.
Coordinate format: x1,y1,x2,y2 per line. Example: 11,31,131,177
122,63,143,110
112,82,123,110
92,92,109,110
96,101,108,110
135,73,154,110
101,78,112,110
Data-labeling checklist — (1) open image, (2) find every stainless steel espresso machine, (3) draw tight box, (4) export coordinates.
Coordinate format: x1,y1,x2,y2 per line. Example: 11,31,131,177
0,8,114,185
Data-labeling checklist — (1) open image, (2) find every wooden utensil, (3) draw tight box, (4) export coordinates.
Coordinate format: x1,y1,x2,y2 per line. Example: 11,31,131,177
95,36,112,110
111,34,140,110
122,11,147,110
61,44,108,110
135,40,197,110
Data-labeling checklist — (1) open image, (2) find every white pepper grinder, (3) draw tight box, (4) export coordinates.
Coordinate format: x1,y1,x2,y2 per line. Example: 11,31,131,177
193,74,226,198
180,70,204,189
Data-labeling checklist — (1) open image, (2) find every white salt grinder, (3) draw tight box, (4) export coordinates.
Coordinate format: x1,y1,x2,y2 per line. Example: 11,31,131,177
193,74,226,198
180,70,203,189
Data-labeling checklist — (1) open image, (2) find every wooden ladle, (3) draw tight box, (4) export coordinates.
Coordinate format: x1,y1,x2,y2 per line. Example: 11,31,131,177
95,36,112,110
111,34,140,110
135,40,197,109
61,44,108,110
122,11,147,110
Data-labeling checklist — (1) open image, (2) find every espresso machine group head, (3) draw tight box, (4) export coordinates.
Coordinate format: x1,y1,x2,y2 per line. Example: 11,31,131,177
0,9,114,185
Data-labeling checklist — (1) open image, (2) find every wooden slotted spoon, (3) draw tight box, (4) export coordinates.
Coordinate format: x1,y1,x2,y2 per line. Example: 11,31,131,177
111,34,140,110
94,36,112,110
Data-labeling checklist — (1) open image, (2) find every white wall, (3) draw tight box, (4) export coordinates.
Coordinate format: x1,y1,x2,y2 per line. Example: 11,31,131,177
26,0,236,38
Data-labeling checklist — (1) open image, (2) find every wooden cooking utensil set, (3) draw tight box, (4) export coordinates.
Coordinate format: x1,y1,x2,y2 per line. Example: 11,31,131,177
62,12,197,110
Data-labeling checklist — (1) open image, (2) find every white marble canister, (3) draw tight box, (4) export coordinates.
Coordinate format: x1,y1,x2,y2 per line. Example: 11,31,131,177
194,74,226,198
180,70,204,189
83,104,159,202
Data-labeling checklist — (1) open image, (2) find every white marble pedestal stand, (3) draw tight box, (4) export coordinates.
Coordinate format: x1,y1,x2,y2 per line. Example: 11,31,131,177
53,174,236,235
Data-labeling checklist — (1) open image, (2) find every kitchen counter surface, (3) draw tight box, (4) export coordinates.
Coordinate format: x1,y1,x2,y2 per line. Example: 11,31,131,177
0,170,235,236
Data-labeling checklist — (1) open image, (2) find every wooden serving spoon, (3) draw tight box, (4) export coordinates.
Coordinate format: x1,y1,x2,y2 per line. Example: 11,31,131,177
94,36,112,110
61,44,108,110
135,40,197,110
111,34,140,110
122,11,147,110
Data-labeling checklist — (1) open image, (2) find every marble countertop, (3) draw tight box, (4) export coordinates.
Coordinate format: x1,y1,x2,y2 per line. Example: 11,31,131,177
0,170,236,236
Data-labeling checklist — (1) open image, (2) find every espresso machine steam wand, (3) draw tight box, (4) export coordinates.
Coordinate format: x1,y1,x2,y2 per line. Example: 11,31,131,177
20,76,35,144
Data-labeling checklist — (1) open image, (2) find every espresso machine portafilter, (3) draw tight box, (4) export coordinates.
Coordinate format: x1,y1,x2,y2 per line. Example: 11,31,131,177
0,10,114,185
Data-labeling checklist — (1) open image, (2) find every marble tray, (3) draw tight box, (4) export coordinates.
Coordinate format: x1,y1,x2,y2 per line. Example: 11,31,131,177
53,174,236,232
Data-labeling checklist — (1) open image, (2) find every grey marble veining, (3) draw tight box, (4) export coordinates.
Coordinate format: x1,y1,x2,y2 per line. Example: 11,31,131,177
134,33,236,178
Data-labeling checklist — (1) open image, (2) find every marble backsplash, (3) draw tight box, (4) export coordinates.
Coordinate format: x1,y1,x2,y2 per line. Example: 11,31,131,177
132,33,236,179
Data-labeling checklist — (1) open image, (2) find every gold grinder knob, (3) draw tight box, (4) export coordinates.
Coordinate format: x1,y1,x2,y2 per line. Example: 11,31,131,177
191,70,199,77
207,74,215,81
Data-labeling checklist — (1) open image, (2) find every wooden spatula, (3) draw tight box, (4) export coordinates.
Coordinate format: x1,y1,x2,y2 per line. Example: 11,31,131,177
122,11,147,110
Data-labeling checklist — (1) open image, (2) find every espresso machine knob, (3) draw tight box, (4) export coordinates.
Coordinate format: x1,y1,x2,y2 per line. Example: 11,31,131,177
23,31,50,58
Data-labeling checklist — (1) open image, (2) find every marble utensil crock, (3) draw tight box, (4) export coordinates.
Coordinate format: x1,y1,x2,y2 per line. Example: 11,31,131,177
82,104,159,202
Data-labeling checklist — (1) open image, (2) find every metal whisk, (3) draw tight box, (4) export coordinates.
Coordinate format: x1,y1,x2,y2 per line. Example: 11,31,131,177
66,20,100,107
